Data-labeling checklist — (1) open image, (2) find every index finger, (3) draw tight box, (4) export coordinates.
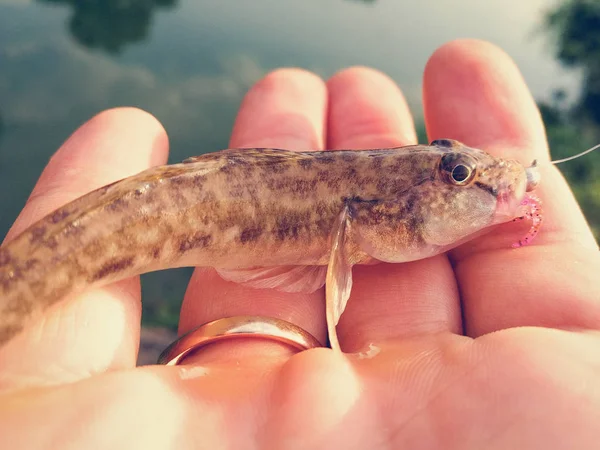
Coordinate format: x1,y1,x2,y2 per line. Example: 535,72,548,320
424,39,600,337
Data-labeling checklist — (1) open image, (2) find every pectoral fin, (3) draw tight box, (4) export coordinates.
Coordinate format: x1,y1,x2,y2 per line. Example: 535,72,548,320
216,265,327,293
326,206,353,352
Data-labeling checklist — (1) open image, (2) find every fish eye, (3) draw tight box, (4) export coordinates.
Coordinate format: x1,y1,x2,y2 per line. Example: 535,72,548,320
451,164,471,183
440,153,477,186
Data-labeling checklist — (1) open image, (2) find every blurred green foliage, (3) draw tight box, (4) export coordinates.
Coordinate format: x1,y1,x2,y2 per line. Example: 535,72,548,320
542,0,600,239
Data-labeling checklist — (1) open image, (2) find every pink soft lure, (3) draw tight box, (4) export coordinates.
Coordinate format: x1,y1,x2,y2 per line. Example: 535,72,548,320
511,194,543,248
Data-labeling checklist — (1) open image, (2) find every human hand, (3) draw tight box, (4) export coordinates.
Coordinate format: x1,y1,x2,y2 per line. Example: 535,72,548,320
1,39,599,449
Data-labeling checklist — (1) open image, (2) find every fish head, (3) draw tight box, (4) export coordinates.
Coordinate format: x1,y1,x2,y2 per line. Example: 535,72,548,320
433,140,531,224
350,139,537,262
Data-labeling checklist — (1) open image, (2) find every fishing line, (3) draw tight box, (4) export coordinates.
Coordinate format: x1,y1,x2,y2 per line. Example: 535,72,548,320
551,143,600,165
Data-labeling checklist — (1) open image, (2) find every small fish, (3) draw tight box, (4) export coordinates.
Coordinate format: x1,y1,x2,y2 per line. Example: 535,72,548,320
0,139,552,351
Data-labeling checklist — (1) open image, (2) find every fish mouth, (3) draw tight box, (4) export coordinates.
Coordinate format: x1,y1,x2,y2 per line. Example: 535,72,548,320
489,160,535,224
492,179,528,224
493,190,521,223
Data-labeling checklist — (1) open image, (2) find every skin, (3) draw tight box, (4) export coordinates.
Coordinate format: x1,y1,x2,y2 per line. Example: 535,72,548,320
0,39,600,449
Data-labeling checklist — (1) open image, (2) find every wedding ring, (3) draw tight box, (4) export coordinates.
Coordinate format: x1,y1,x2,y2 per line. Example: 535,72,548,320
157,315,322,365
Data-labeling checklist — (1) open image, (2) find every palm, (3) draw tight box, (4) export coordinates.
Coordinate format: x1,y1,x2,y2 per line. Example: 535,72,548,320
1,39,599,449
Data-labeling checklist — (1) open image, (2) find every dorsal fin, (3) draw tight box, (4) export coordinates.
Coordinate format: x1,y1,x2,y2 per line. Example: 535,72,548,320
182,148,313,165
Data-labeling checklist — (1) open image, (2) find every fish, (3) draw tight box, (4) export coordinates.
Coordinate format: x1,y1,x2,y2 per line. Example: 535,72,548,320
0,139,541,351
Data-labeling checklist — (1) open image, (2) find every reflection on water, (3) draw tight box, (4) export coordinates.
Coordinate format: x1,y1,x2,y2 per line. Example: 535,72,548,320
0,0,597,329
37,0,179,53
36,0,376,54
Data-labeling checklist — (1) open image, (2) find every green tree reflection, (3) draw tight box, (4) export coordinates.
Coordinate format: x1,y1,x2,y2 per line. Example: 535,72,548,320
37,0,178,53
543,0,600,239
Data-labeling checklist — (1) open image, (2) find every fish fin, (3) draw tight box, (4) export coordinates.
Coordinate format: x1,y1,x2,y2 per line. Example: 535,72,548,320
182,156,207,164
216,265,327,293
326,206,353,353
183,148,313,165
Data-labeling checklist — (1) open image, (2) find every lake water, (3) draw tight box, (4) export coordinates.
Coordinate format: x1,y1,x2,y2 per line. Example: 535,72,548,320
0,0,585,327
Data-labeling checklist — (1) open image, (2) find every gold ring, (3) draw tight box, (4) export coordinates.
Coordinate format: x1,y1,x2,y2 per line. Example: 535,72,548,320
157,315,322,365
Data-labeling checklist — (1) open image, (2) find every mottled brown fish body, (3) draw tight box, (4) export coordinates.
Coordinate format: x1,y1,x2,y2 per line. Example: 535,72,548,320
0,146,441,344
187,147,447,268
0,143,528,345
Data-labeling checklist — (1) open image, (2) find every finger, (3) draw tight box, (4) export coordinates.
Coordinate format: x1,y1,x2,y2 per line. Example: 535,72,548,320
327,67,462,353
178,69,329,365
424,39,600,337
0,108,169,390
